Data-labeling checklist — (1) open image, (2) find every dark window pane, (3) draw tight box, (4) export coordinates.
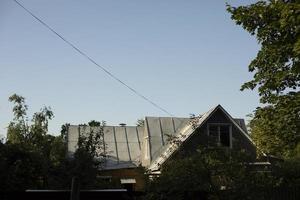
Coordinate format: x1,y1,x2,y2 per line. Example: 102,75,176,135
220,125,230,147
209,125,218,137
220,126,229,134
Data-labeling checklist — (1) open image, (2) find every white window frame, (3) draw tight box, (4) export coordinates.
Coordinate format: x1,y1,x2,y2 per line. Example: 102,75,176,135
120,178,136,184
207,123,232,148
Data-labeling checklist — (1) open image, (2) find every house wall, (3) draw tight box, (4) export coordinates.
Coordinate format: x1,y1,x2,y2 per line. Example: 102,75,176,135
67,107,258,191
172,109,257,160
100,168,146,191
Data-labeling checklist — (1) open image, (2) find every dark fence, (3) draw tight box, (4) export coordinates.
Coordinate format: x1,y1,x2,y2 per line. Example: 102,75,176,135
219,186,300,200
0,190,145,200
1,187,299,200
263,187,300,200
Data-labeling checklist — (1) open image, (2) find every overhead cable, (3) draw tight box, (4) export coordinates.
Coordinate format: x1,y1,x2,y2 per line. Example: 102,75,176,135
13,0,174,117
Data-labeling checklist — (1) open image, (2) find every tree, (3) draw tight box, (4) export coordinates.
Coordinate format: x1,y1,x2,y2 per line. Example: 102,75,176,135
248,94,300,157
7,93,54,150
1,95,112,191
46,121,109,189
0,142,45,191
61,121,107,189
227,0,300,103
6,94,28,145
227,0,300,158
88,120,101,126
145,146,276,200
136,118,145,127
2,94,64,190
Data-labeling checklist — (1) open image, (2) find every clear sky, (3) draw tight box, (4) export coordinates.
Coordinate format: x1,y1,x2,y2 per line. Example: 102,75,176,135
0,0,260,137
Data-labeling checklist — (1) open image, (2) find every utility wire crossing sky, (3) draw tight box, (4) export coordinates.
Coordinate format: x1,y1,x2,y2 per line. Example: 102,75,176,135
0,0,260,135
13,0,175,117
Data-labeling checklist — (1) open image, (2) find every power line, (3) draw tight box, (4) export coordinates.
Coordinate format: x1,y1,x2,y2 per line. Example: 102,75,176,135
12,0,175,117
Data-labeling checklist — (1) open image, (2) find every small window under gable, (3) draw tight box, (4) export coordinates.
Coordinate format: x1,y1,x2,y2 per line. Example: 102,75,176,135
120,178,136,192
207,124,232,148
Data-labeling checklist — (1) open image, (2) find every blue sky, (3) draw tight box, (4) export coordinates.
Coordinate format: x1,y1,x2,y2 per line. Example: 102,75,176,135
0,0,260,136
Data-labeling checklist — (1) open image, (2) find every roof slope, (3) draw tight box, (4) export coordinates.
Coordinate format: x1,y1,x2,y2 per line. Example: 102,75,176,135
67,105,251,170
68,125,144,170
148,105,253,171
144,117,190,162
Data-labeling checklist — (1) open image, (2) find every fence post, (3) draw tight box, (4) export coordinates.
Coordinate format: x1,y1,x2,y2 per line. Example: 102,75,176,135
70,176,80,200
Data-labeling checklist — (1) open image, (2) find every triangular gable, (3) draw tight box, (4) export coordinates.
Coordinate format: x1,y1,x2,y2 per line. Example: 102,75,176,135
217,105,254,145
148,105,255,171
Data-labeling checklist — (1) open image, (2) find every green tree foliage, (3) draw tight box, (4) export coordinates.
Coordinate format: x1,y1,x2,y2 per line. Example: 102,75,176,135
249,94,300,157
1,94,67,190
70,121,107,189
227,0,300,158
145,151,213,200
88,120,101,126
136,118,145,127
0,142,44,191
6,94,28,145
227,0,300,103
7,93,54,149
78,121,106,159
145,147,279,200
1,95,112,191
274,158,300,187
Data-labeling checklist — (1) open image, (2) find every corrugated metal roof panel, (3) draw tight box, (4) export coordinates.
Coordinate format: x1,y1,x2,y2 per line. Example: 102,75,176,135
66,106,251,170
67,125,143,170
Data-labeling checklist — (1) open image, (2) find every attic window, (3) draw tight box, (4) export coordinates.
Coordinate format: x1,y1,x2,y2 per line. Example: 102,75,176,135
207,124,232,148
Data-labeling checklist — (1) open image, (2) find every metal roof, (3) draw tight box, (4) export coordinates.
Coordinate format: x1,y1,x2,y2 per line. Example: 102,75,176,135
67,105,250,170
144,117,190,163
68,125,143,169
148,105,253,171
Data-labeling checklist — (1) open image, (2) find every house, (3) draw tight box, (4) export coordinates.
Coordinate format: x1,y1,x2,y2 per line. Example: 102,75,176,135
66,105,261,191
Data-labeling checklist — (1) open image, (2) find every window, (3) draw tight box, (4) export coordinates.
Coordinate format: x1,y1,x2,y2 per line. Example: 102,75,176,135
207,124,232,147
120,178,136,192
97,176,112,183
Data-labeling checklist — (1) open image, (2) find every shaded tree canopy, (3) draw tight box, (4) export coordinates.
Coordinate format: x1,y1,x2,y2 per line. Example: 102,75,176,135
145,147,278,200
1,94,111,191
227,0,300,158
249,94,300,157
227,0,300,104
7,93,54,148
